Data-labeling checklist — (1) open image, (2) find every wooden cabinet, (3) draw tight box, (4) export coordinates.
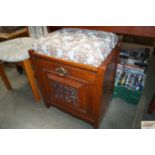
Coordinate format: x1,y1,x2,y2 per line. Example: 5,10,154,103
29,44,120,128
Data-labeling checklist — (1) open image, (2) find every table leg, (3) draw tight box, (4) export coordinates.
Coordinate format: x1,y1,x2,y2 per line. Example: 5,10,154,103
22,59,41,102
0,61,12,90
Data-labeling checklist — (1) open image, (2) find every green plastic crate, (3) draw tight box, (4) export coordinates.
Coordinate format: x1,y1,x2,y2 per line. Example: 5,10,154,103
113,86,143,105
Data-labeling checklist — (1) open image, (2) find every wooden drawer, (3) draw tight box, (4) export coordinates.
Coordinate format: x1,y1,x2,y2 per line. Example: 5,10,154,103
35,57,97,84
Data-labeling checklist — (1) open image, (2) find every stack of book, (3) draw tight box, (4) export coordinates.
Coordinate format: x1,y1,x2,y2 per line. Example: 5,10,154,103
115,64,145,91
113,43,152,104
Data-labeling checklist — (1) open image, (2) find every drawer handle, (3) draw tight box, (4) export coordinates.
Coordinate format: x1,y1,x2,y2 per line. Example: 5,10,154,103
55,67,69,76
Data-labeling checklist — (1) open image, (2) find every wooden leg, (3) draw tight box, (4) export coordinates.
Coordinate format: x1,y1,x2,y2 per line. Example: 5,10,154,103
0,62,12,90
148,94,155,114
22,59,41,102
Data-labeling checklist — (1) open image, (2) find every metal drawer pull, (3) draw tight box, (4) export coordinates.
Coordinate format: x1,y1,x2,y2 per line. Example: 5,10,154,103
55,67,69,76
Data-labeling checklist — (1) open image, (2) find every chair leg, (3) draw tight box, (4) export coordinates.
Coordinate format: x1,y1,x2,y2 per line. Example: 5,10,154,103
22,59,41,102
0,62,12,90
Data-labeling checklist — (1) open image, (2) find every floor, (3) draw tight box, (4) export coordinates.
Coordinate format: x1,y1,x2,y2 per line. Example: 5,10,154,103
0,67,137,129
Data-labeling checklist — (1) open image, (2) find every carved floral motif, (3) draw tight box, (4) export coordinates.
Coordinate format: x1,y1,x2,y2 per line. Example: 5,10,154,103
52,81,78,105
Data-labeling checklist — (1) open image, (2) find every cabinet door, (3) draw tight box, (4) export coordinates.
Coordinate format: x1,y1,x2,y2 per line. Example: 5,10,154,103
46,70,87,113
38,65,95,118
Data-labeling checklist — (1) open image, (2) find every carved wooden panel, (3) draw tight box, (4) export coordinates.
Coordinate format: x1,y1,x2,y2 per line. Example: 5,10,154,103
46,71,88,112
51,81,78,105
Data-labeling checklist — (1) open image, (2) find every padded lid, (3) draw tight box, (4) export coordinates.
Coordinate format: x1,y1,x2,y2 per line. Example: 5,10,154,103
33,28,118,67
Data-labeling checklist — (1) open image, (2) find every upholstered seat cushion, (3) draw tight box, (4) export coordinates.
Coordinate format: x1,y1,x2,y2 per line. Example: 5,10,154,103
0,37,35,62
33,28,118,67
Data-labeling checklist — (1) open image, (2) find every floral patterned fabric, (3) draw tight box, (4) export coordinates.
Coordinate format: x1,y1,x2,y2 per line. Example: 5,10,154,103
33,28,118,67
0,37,35,62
